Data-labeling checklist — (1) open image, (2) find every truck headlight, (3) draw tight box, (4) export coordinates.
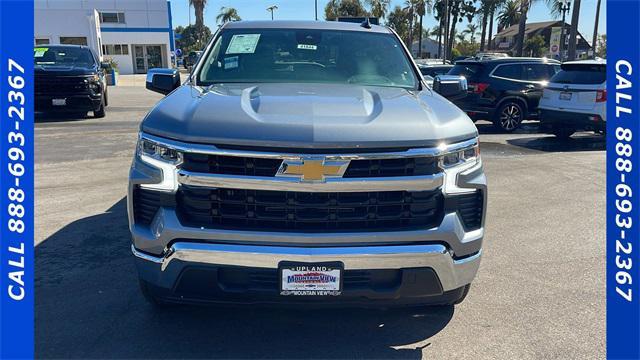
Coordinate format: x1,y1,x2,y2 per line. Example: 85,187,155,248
439,143,481,194
137,136,182,192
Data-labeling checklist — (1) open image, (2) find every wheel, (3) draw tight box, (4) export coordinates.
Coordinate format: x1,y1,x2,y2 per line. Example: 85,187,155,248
93,96,106,118
551,126,575,139
104,88,108,107
138,279,173,308
494,101,525,132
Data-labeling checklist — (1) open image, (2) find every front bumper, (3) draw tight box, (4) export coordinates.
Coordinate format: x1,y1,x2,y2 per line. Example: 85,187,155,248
133,242,481,304
35,94,102,112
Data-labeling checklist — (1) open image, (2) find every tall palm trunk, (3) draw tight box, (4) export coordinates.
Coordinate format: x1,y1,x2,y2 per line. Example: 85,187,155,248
591,0,601,58
408,11,415,52
567,0,581,60
487,6,495,50
480,10,488,51
437,16,443,58
194,4,204,29
515,0,529,56
418,15,424,57
447,12,458,57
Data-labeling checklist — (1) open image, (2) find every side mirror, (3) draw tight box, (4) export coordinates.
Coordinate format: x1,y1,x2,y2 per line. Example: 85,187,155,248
146,68,180,95
432,75,468,100
100,62,111,70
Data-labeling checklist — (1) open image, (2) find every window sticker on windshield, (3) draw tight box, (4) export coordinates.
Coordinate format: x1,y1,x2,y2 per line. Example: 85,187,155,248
34,47,48,57
224,56,239,70
226,34,261,54
297,44,317,51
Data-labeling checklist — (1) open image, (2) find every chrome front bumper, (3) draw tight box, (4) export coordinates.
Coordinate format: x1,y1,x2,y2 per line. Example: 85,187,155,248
132,243,482,292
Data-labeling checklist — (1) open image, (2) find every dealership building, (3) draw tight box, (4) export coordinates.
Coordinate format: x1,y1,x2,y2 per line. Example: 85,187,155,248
34,0,175,74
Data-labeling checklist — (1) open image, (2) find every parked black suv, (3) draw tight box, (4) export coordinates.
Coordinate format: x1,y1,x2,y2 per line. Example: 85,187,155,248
447,57,560,132
35,45,109,118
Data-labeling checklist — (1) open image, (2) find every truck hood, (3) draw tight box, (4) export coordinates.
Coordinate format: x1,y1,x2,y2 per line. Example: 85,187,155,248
35,65,97,76
142,83,477,149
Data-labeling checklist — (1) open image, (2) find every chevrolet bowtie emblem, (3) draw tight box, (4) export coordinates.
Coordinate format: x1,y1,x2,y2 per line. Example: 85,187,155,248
277,158,349,182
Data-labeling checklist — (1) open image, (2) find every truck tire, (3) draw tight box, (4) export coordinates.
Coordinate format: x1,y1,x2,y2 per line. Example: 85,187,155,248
494,100,525,132
93,96,106,118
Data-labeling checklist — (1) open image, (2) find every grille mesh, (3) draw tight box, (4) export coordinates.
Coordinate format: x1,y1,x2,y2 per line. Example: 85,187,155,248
35,76,90,95
177,186,444,232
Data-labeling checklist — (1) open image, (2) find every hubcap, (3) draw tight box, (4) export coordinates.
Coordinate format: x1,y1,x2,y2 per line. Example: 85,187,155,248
500,104,522,130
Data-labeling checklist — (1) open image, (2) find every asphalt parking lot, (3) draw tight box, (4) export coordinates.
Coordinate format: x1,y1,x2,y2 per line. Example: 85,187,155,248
35,86,605,359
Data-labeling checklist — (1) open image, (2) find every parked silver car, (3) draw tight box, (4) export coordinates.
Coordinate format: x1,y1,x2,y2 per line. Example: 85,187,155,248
129,20,487,306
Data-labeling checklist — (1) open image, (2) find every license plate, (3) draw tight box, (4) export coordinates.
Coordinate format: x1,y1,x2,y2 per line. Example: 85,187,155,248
280,262,342,296
559,92,572,100
52,98,67,106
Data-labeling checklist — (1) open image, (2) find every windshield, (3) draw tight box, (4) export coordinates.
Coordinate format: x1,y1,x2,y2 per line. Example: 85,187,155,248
550,64,606,84
34,46,95,67
198,28,418,89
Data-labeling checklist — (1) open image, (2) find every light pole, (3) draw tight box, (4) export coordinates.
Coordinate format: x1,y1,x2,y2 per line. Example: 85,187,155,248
267,5,278,20
315,0,318,20
559,0,571,62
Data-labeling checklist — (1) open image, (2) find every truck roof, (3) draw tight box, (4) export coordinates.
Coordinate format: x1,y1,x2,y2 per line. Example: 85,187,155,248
222,20,391,34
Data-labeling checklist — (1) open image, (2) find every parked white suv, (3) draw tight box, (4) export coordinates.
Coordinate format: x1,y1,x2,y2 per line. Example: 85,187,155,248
539,60,606,138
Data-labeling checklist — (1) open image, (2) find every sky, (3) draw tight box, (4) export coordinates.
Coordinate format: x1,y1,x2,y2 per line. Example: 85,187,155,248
170,0,606,44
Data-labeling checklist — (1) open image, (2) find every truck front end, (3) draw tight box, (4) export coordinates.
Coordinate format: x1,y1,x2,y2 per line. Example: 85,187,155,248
128,20,486,306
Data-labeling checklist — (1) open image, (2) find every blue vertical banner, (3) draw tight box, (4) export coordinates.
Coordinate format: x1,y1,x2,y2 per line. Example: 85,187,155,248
0,0,35,359
607,0,640,359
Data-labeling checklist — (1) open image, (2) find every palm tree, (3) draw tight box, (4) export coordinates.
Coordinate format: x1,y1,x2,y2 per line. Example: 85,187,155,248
189,0,208,29
497,0,520,30
464,23,479,43
429,25,440,39
592,0,601,58
545,0,564,18
415,0,431,57
216,7,241,24
433,0,445,58
366,0,390,19
567,0,581,60
403,0,417,53
514,0,532,56
486,0,504,49
478,0,490,50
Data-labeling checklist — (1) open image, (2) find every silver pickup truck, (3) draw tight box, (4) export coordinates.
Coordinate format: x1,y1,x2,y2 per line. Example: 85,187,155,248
129,20,486,307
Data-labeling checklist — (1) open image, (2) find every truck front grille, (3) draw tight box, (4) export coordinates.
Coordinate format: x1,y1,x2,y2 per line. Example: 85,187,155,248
35,75,90,95
181,153,439,178
176,186,444,232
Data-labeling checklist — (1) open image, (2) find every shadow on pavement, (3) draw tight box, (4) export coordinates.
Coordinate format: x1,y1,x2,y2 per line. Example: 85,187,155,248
36,198,454,359
475,120,540,135
506,134,606,152
35,112,89,123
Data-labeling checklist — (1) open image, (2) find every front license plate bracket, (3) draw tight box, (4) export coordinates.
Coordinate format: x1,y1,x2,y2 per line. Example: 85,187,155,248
279,261,343,296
